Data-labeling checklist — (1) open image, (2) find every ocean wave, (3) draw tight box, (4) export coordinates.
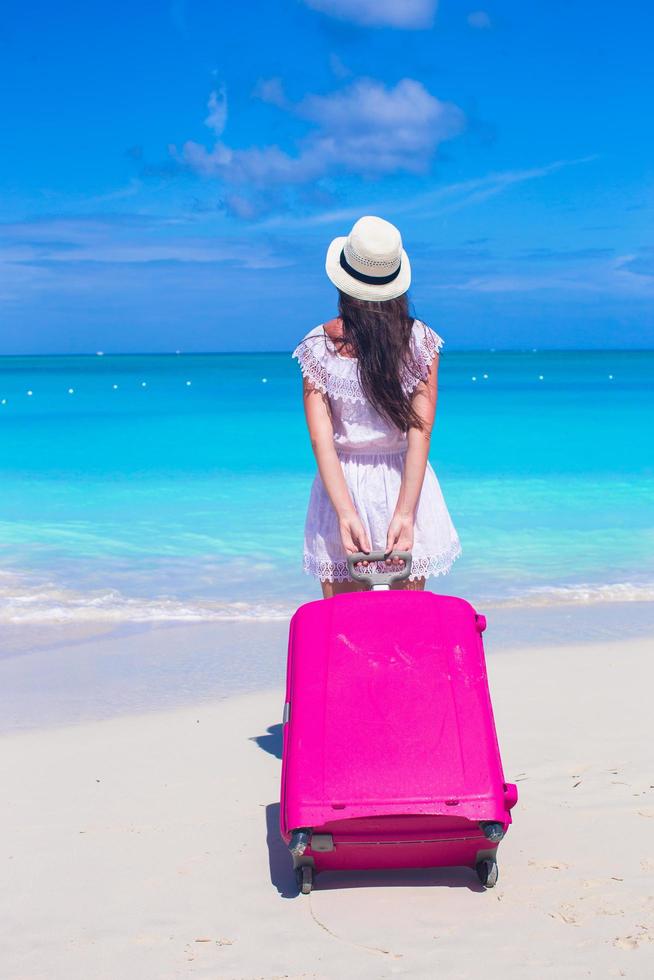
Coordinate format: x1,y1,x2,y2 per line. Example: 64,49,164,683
488,581,654,608
0,574,294,624
0,572,653,624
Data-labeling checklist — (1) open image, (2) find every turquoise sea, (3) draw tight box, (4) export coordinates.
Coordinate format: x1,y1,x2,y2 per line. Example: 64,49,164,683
0,349,652,626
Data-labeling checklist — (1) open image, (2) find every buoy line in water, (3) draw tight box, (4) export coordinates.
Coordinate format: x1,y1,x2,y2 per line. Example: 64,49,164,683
0,371,620,406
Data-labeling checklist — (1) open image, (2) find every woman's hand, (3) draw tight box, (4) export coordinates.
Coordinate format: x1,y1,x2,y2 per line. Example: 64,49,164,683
383,351,437,570
339,511,371,561
385,511,414,567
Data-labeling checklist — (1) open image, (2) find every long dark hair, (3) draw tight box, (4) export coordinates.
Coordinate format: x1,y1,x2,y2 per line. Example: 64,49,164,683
335,290,425,432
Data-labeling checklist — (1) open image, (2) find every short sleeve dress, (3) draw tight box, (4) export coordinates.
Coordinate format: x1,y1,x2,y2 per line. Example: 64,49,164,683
292,319,462,582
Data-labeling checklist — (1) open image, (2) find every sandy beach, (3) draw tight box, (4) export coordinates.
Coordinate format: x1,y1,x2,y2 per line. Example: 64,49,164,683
1,624,653,979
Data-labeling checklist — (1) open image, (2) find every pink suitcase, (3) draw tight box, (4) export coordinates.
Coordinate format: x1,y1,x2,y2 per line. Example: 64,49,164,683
279,552,518,894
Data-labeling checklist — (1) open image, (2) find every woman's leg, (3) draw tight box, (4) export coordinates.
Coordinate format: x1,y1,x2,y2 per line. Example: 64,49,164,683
391,576,426,591
321,575,425,597
321,579,366,598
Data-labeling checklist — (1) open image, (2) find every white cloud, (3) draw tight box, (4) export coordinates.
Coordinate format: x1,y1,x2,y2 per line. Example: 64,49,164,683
80,179,143,206
428,251,654,298
204,86,228,136
252,77,287,109
256,157,598,228
467,10,492,29
299,77,464,171
303,0,437,29
0,218,291,269
179,77,465,204
328,52,350,79
419,159,596,217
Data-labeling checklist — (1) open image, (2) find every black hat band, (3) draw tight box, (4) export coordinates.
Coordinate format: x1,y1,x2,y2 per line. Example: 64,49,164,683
339,248,401,285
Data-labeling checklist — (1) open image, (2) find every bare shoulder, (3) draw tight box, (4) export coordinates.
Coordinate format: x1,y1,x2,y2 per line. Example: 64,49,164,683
322,317,343,340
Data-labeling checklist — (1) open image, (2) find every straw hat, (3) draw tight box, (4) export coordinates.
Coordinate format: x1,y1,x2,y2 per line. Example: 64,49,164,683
325,215,411,301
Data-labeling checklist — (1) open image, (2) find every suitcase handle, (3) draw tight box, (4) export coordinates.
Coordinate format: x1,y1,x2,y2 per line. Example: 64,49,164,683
347,550,413,590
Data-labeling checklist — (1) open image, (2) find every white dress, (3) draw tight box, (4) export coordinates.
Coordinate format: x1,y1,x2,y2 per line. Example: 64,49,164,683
292,319,462,583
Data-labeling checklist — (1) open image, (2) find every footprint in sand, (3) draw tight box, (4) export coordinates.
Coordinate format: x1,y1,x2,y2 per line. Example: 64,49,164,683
549,904,579,926
528,860,569,870
613,931,651,950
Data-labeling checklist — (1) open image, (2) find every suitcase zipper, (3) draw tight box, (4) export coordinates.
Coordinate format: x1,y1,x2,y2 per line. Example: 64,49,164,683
337,835,485,846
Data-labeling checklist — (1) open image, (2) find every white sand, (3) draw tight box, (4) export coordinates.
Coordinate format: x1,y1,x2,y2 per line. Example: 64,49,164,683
1,634,653,979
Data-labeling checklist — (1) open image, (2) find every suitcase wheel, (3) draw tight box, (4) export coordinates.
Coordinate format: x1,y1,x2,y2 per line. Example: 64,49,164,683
296,865,313,895
476,859,499,889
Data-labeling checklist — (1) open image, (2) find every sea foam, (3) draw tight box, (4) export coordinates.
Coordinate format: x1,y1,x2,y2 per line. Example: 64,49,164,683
1,571,652,624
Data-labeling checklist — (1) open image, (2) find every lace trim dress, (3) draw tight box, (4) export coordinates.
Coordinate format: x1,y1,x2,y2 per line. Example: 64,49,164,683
292,319,462,582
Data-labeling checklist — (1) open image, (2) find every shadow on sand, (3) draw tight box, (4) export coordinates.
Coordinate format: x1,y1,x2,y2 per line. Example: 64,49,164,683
251,723,283,760
264,803,485,897
265,802,297,898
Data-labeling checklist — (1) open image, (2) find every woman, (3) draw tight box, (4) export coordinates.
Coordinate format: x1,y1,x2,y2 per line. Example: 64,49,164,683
292,214,461,597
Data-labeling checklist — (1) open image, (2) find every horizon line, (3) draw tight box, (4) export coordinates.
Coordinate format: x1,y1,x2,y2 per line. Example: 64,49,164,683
1,347,654,358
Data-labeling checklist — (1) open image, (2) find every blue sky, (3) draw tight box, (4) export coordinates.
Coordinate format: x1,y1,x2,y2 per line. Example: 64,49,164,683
1,0,652,353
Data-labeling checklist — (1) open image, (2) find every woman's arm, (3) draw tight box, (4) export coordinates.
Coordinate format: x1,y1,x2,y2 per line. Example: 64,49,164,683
386,355,439,555
302,378,371,555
